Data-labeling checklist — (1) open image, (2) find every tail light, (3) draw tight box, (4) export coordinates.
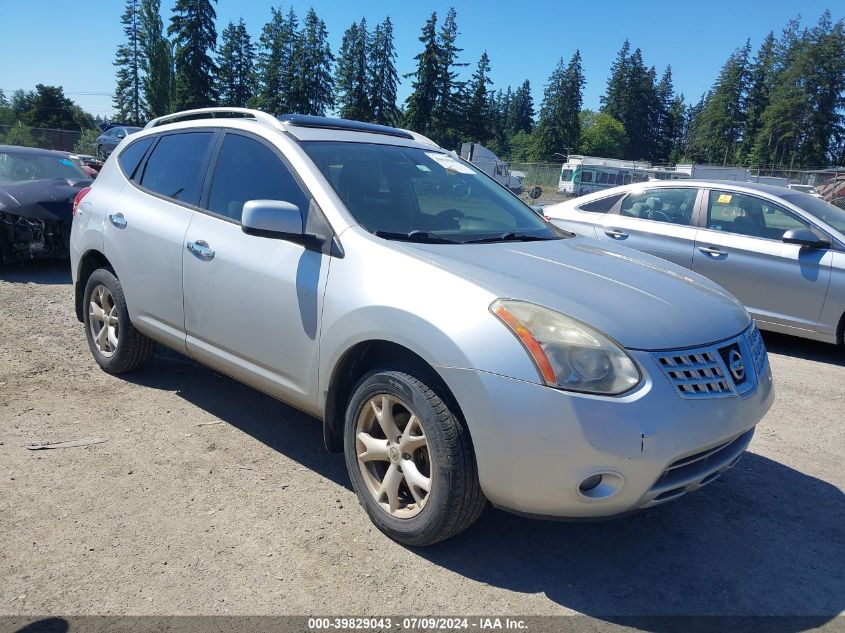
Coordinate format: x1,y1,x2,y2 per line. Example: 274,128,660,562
72,186,92,216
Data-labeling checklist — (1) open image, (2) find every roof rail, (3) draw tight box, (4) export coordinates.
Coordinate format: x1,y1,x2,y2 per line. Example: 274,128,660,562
277,114,415,140
144,107,283,130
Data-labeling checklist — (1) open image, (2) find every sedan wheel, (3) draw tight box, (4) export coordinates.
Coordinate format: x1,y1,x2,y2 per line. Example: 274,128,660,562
97,145,106,160
355,393,433,518
88,284,120,357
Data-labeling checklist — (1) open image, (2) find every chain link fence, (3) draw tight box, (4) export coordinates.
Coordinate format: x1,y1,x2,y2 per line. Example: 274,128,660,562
0,124,99,155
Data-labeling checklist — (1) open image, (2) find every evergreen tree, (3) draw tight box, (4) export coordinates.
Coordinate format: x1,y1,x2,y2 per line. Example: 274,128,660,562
600,40,630,120
252,6,298,114
430,7,467,147
536,51,585,161
667,94,688,164
169,0,218,110
335,19,370,120
508,80,535,134
462,51,493,142
139,0,172,118
215,19,256,108
368,16,400,125
653,66,676,162
292,9,334,115
113,0,145,124
403,12,439,135
738,32,775,164
579,110,627,157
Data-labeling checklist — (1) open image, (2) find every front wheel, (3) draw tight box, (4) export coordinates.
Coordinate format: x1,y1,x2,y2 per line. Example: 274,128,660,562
343,368,486,545
83,268,155,374
96,145,106,160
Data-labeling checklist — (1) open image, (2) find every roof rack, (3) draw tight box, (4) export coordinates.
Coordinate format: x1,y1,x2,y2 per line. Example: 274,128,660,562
277,114,415,140
144,108,283,130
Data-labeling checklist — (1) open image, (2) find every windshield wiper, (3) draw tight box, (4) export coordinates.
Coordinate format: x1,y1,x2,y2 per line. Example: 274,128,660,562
373,230,459,244
460,231,555,244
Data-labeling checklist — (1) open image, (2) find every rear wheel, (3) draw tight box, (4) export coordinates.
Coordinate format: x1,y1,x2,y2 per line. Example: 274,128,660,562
343,368,486,546
97,145,106,160
83,268,155,374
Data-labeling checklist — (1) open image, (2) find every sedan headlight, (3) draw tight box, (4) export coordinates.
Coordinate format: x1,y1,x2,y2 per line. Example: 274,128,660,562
491,299,641,395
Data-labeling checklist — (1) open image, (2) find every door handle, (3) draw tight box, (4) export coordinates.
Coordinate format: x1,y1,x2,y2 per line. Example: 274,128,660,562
108,212,127,229
187,240,215,260
604,229,628,239
699,245,727,257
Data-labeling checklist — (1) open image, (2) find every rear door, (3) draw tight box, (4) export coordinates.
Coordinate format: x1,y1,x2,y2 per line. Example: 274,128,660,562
596,187,702,268
103,130,215,351
182,131,330,411
692,188,832,332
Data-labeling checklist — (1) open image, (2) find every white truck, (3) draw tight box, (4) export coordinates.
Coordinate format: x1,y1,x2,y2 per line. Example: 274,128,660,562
460,143,524,193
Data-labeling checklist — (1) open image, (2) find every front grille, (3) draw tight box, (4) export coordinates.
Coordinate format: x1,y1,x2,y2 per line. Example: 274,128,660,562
746,325,768,375
654,328,760,399
656,351,732,398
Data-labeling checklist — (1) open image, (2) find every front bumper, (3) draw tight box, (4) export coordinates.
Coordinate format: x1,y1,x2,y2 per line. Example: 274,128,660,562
438,336,774,518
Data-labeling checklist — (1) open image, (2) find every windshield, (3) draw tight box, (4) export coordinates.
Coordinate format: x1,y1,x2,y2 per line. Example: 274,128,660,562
301,141,563,243
782,193,845,234
0,151,89,184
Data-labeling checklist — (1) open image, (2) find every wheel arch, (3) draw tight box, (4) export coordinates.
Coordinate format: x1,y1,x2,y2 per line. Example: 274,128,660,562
75,249,113,322
322,339,467,453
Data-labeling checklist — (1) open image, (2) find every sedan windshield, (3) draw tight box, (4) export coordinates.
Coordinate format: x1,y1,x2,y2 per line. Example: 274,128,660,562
782,193,845,234
0,151,89,184
301,141,564,243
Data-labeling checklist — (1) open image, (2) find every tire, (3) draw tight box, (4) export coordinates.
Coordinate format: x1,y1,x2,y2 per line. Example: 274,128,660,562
343,368,486,546
83,268,155,374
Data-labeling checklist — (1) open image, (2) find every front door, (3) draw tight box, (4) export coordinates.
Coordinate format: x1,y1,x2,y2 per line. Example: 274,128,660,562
182,132,329,411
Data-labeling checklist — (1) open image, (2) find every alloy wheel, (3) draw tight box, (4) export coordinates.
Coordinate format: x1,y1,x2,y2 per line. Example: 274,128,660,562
356,393,433,518
88,284,119,357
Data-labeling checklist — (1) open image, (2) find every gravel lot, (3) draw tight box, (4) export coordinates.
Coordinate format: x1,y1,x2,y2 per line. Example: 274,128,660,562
1,261,843,624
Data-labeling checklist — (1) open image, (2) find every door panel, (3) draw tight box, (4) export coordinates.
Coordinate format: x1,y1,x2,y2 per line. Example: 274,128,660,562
692,189,832,331
596,188,700,268
182,213,328,411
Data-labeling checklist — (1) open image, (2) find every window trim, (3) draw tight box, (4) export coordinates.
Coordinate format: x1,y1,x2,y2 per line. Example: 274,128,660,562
116,135,156,181
612,186,702,228
575,192,627,214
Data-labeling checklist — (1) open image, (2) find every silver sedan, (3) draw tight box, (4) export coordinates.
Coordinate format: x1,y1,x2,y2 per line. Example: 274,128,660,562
545,181,845,346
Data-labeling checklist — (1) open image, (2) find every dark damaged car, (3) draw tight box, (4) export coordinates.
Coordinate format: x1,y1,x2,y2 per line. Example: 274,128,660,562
0,145,92,262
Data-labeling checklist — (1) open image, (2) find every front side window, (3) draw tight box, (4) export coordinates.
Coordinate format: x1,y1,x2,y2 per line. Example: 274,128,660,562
117,137,154,180
707,190,809,240
139,132,213,204
206,134,309,222
781,193,845,234
620,188,697,225
301,142,562,243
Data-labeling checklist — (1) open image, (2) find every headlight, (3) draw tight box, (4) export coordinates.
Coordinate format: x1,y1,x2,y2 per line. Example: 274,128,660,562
491,299,641,395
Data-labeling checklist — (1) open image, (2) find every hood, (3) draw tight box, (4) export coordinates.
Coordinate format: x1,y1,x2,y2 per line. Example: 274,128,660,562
399,235,751,351
0,178,92,221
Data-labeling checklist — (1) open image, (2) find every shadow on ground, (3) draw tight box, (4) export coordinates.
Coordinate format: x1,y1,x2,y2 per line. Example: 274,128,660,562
762,330,844,366
0,260,71,285
123,347,845,625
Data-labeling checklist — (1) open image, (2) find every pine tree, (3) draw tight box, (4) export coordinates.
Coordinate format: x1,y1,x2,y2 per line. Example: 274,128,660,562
403,12,440,135
738,32,775,164
429,7,467,147
169,0,218,110
622,49,659,160
292,9,334,115
653,66,676,162
462,51,493,142
139,0,172,118
536,51,585,161
600,40,630,121
215,19,256,108
508,80,535,134
252,6,299,114
335,19,370,120
368,16,400,126
667,94,688,164
113,0,145,124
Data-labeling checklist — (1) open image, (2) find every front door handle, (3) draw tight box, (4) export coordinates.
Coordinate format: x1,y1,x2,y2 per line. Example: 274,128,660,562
699,245,727,257
187,240,215,260
604,229,628,239
108,212,127,229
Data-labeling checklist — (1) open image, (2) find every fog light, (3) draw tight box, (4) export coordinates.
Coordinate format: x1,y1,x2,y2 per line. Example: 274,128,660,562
579,474,603,492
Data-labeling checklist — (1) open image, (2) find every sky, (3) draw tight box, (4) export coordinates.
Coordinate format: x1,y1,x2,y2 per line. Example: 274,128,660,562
0,0,841,120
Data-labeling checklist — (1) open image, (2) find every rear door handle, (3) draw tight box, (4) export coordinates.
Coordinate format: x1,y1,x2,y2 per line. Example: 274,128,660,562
604,229,628,239
187,240,215,260
108,212,127,229
699,245,727,257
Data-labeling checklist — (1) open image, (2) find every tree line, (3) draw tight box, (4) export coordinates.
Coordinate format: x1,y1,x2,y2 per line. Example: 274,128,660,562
3,2,844,168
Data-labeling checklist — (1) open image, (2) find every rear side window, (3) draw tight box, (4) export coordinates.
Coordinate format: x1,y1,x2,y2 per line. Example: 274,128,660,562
578,193,625,213
206,134,309,222
139,132,214,204
117,137,154,180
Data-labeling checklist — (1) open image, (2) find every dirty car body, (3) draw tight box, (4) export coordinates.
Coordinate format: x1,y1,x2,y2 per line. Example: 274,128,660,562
0,145,92,262
70,109,773,544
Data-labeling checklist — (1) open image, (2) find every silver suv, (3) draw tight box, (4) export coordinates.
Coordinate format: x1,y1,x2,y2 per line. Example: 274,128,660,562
70,108,774,545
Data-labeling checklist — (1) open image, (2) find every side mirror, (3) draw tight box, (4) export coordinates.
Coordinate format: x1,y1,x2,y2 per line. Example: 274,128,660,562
782,228,828,249
241,200,303,239
529,186,542,200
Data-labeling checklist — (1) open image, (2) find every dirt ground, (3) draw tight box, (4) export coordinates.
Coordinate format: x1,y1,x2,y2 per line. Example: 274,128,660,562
1,261,843,624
